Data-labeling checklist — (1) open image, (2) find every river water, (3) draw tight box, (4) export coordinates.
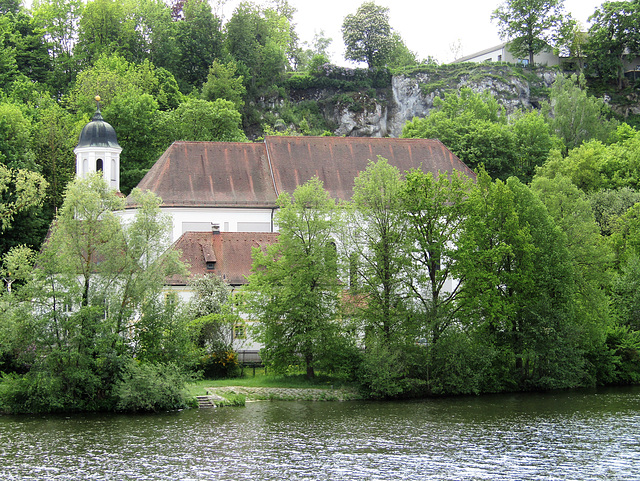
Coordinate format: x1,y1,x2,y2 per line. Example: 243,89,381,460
1,386,639,480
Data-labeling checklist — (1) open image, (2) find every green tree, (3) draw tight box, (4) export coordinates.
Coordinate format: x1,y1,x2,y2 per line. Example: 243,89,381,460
586,1,640,89
542,74,618,152
589,187,640,236
124,0,179,74
225,1,289,95
188,274,236,352
242,177,343,379
157,98,246,143
511,109,554,182
402,88,549,181
174,0,223,91
343,158,409,342
103,91,162,194
0,175,188,413
0,16,19,89
531,174,614,380
75,0,144,67
295,30,332,71
0,164,48,234
31,103,77,214
31,0,84,96
0,101,33,170
67,54,182,114
342,1,392,68
537,127,640,195
457,171,582,389
492,0,569,66
2,9,51,86
609,201,640,270
401,169,473,346
613,255,640,331
386,32,418,69
201,59,246,111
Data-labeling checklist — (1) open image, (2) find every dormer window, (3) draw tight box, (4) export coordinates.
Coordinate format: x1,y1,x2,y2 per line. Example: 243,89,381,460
201,243,217,271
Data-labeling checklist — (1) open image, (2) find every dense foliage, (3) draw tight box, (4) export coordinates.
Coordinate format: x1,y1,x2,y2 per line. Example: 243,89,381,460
2,0,640,409
242,146,640,396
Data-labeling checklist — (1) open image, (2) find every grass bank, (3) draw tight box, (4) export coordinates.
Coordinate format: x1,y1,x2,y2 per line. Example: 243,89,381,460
187,370,362,402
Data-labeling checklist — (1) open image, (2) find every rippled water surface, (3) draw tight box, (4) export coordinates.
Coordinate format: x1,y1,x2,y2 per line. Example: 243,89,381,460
2,387,640,480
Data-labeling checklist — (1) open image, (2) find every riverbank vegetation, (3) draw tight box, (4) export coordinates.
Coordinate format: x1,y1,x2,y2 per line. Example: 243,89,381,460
2,0,640,412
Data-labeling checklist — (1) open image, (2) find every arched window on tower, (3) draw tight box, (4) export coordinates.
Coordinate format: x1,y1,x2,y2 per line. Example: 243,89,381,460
111,159,116,182
96,158,103,172
83,158,88,176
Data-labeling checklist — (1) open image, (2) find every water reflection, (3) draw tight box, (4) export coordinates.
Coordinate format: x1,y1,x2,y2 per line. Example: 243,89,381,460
2,387,639,480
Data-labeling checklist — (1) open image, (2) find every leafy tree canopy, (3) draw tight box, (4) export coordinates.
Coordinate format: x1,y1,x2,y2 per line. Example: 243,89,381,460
492,0,570,65
157,98,247,143
586,0,640,89
0,164,48,233
402,88,552,182
201,59,246,111
542,74,618,153
242,177,344,379
342,1,393,68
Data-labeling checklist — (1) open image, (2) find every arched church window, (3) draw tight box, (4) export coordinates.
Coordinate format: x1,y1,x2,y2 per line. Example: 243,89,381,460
111,159,116,182
83,158,88,175
96,158,103,172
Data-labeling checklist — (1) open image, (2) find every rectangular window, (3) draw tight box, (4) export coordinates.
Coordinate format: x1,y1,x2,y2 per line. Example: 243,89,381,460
182,222,214,233
237,222,271,232
233,323,247,340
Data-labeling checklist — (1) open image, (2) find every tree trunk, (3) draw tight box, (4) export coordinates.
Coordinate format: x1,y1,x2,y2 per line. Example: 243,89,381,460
306,353,315,379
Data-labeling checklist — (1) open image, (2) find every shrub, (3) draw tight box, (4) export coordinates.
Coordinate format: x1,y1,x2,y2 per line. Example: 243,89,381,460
114,361,193,412
359,341,428,399
197,349,241,379
0,371,67,414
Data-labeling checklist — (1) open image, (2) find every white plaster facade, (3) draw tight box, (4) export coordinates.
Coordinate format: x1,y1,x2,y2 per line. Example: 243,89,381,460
74,146,122,191
452,42,561,67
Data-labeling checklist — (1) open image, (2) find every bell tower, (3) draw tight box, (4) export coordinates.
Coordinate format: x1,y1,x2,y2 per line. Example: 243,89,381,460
74,96,122,191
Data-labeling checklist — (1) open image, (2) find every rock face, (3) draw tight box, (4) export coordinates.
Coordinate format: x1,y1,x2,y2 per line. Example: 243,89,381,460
318,67,560,138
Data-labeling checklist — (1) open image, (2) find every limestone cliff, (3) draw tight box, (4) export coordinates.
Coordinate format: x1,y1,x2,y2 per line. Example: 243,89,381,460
334,65,558,138
284,64,560,138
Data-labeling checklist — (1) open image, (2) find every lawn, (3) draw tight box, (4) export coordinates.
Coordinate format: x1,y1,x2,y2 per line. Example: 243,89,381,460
186,369,356,396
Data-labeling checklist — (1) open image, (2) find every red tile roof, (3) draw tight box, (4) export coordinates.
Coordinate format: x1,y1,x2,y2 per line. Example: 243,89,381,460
127,137,474,208
168,231,278,286
131,141,278,208
266,136,475,200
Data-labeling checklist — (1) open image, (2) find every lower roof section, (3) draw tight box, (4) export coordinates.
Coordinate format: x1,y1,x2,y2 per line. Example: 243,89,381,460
168,231,279,286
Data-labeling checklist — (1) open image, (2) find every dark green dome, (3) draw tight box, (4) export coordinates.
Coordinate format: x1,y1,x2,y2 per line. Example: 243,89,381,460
76,108,120,149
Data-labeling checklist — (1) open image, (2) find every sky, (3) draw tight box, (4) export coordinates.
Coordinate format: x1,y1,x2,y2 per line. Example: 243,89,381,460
217,0,606,65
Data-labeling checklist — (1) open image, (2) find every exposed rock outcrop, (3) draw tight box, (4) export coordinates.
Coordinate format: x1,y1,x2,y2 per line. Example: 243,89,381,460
298,66,561,138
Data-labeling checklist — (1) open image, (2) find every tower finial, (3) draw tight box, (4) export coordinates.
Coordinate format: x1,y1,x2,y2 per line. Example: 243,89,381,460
95,95,101,111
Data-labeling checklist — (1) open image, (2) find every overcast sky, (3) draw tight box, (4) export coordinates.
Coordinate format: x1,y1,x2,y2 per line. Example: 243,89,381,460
218,0,605,65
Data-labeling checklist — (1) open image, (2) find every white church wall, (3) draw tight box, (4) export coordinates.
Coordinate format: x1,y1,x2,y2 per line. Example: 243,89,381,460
164,207,275,241
120,206,275,241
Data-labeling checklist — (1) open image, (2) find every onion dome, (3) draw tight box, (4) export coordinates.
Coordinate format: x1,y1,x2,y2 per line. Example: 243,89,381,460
76,96,120,149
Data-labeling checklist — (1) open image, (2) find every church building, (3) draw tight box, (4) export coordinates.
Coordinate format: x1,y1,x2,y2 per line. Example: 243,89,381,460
75,101,474,293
